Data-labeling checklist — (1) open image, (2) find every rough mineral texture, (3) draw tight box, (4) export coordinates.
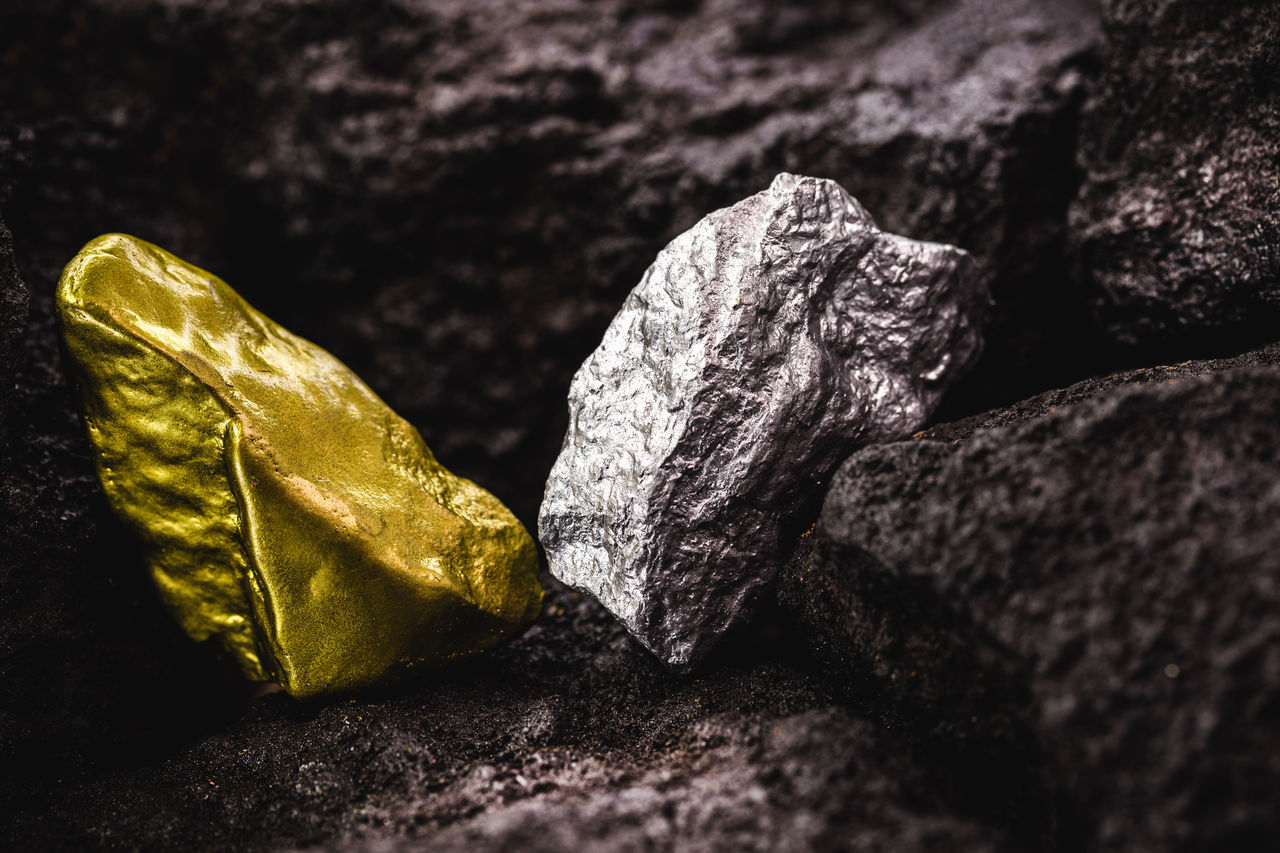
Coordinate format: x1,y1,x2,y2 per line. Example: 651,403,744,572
781,347,1280,852
2,580,1014,852
0,0,1101,528
58,234,542,697
1070,0,1280,348
0,2,1100,845
0,214,28,438
3,0,1279,850
540,174,985,667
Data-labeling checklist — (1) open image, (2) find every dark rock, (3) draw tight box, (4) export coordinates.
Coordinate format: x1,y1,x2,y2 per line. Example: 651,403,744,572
782,348,1280,851
780,537,1082,850
16,0,1256,849
0,0,1100,524
342,706,1004,853
541,173,985,668
0,214,28,436
1070,0,1280,348
2,579,1009,853
922,341,1280,443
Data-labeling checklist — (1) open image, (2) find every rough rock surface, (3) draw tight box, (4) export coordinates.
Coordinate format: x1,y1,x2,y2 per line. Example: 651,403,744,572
0,214,27,437
781,346,1280,851
1070,0,1280,348
4,0,1278,850
345,705,1004,853
541,174,985,667
0,0,1101,525
0,3,1099,847
920,341,1280,443
3,578,1010,852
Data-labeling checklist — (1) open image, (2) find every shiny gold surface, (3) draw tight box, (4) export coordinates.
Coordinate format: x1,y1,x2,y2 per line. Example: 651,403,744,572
57,234,542,698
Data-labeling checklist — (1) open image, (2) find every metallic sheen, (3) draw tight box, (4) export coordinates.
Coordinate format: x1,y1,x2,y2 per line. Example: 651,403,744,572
57,234,542,698
539,174,985,668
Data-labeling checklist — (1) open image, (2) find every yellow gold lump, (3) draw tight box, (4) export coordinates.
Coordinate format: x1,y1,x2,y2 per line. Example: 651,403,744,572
57,234,543,698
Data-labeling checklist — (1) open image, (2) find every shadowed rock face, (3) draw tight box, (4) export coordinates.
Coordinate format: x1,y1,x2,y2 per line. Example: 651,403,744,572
333,704,1005,853
1071,0,1280,348
541,174,985,668
782,345,1280,852
0,215,28,438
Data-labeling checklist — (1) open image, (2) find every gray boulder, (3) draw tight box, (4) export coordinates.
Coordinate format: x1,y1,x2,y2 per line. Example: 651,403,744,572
542,174,985,667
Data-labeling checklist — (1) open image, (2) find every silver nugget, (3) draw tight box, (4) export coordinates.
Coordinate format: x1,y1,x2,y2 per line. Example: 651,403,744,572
539,173,986,668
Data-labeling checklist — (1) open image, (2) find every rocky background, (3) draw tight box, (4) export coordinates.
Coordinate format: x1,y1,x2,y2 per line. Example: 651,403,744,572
1,0,1277,850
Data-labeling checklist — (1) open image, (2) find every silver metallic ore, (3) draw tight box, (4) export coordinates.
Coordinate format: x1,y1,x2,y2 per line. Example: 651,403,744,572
539,173,986,668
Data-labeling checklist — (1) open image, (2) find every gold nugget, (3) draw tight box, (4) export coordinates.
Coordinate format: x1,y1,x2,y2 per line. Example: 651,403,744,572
57,234,542,698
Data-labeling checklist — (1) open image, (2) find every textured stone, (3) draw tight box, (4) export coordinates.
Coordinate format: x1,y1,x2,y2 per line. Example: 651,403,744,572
2,579,1015,853
1070,0,1280,347
57,234,542,697
541,173,985,668
1,2,1095,842
0,0,1099,526
339,707,1003,853
782,349,1280,851
0,214,28,438
23,1,1280,849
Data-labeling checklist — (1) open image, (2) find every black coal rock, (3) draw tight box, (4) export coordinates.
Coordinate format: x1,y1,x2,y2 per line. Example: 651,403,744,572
781,345,1280,851
336,708,1008,853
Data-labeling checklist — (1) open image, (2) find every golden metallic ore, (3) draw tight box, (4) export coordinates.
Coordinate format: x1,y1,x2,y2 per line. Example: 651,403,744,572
56,234,543,698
